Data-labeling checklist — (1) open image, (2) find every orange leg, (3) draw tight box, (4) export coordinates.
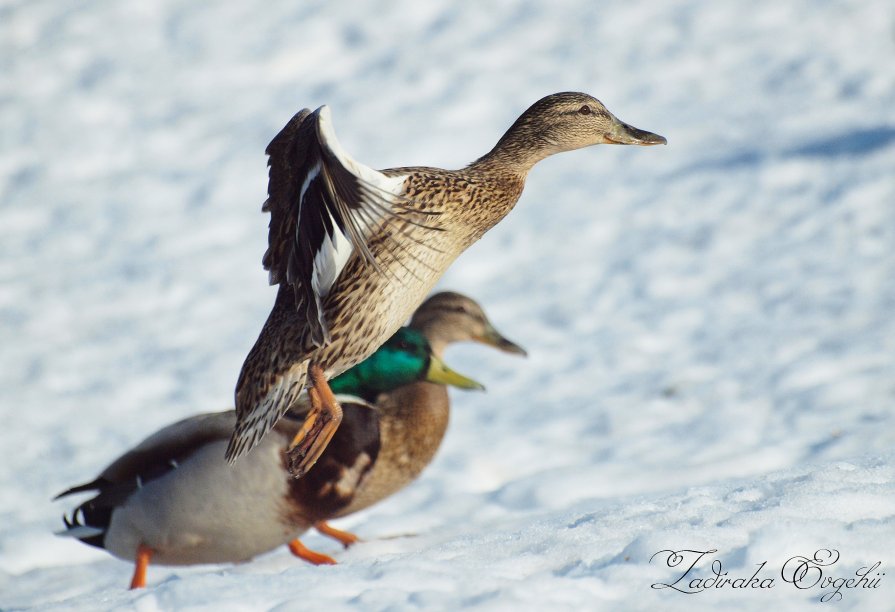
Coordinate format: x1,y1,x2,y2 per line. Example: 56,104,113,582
290,385,322,449
287,365,343,478
315,521,360,548
129,543,153,589
288,539,337,565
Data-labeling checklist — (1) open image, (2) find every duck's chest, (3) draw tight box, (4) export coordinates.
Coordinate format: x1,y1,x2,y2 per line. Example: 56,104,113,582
315,171,524,374
317,256,452,375
402,170,526,242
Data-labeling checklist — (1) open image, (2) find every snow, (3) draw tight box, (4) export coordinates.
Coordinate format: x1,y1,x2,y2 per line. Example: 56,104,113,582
2,0,894,609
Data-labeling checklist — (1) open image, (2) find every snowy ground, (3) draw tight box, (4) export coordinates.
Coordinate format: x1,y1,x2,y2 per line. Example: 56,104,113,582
2,0,894,609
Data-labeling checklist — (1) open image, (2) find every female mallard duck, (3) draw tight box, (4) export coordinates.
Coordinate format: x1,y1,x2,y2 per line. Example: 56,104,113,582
56,327,482,589
230,92,665,475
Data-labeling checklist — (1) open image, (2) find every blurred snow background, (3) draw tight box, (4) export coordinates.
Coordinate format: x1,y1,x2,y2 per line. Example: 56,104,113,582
1,0,893,609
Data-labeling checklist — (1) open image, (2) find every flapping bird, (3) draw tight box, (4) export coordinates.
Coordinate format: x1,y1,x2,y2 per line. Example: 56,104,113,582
229,92,665,474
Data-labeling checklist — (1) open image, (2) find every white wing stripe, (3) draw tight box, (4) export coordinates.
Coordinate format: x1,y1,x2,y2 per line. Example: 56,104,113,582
299,161,322,204
305,106,409,305
311,208,353,299
315,106,407,197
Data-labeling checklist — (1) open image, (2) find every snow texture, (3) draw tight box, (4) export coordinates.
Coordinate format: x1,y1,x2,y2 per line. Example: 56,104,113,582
1,0,894,609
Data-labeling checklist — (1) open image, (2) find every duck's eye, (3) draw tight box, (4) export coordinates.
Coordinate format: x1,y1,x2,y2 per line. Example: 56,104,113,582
578,105,592,115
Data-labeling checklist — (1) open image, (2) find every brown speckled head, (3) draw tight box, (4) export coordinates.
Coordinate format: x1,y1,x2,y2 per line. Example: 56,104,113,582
474,92,666,173
409,291,527,358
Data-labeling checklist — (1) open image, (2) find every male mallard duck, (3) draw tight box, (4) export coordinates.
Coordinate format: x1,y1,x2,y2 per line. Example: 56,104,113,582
229,92,665,476
56,327,482,589
286,291,525,548
328,291,526,521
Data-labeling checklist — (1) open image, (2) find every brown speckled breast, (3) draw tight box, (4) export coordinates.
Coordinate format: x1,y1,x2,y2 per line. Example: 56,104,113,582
312,167,526,378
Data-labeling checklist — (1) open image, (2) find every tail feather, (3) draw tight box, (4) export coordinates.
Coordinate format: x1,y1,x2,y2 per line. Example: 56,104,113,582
56,523,105,539
53,478,105,500
226,361,310,464
58,507,107,549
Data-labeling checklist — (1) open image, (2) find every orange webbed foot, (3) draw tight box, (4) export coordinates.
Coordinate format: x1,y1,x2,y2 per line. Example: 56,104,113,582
288,539,337,565
315,521,360,548
287,365,343,478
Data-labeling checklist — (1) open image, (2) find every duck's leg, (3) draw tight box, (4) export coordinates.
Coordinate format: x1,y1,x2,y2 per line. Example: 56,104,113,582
287,539,337,565
315,521,360,548
129,543,153,589
287,365,343,478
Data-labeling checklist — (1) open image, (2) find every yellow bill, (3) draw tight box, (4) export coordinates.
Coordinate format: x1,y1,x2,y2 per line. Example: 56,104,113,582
426,354,485,390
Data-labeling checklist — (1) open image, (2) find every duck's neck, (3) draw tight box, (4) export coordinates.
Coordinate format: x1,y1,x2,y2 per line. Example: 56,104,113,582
468,116,561,175
408,323,452,358
329,352,426,403
330,366,403,403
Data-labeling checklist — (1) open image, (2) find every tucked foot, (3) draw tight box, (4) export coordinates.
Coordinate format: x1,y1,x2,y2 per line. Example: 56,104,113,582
287,365,343,478
288,539,337,565
129,543,153,589
315,521,360,548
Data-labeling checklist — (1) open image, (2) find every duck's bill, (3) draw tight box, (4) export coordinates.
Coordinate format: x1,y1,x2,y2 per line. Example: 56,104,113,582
427,355,485,390
605,119,667,146
475,324,528,357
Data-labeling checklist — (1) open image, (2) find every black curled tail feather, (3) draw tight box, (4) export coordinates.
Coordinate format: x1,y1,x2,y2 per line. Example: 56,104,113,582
55,479,117,550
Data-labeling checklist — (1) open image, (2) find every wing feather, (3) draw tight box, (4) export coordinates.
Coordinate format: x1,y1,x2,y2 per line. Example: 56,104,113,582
261,106,423,348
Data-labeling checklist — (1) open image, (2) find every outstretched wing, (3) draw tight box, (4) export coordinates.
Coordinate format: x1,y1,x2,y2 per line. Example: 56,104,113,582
262,106,411,347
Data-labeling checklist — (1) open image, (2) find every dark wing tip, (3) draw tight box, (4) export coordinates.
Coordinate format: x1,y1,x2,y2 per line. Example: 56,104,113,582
265,109,313,158
262,109,323,311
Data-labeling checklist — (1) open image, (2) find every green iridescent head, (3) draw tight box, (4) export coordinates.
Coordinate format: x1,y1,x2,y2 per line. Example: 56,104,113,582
329,327,484,402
